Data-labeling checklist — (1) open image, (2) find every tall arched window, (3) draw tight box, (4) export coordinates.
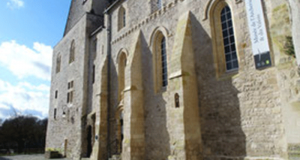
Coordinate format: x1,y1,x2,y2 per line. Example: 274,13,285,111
210,2,239,77
221,6,238,71
118,52,127,101
151,29,168,93
118,6,126,31
56,54,61,73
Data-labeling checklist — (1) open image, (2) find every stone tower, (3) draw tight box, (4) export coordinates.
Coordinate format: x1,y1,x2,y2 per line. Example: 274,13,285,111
46,0,110,159
64,0,110,35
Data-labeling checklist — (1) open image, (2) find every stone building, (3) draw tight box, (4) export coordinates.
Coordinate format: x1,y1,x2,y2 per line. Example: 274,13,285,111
45,0,300,159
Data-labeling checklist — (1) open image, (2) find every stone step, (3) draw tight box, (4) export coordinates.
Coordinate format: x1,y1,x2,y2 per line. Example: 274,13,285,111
81,158,90,160
109,155,121,160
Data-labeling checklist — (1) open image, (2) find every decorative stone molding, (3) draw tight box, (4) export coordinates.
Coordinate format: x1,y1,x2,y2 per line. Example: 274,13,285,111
111,0,185,45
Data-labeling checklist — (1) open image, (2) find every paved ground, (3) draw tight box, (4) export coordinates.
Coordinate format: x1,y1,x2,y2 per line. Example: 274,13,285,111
0,154,69,160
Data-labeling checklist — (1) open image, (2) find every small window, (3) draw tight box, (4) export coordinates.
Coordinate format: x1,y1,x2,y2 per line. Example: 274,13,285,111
67,81,74,104
56,54,61,73
54,108,57,120
55,90,58,99
92,65,95,84
175,93,180,108
93,39,97,60
69,40,75,63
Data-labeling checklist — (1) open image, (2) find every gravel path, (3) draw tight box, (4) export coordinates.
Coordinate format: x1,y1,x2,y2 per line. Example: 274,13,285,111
0,154,69,160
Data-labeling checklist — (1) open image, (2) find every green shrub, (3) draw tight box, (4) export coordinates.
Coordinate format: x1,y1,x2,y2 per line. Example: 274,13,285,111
284,36,295,57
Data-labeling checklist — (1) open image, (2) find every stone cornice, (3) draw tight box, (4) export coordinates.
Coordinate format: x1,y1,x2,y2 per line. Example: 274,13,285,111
111,0,185,45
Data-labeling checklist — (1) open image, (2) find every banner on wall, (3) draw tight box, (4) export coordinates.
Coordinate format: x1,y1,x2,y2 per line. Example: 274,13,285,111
245,0,272,69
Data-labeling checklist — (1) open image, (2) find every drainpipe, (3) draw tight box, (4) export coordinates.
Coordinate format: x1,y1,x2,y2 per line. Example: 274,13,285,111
105,11,112,159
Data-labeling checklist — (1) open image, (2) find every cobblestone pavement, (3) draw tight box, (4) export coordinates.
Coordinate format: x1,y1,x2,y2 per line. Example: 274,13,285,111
0,154,69,160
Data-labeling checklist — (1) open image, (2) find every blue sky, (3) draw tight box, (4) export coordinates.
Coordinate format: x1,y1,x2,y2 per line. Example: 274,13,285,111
0,0,71,119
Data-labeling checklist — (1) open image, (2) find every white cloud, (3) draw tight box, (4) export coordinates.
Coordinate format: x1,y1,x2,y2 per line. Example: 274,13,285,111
7,0,24,9
0,40,53,81
0,79,49,119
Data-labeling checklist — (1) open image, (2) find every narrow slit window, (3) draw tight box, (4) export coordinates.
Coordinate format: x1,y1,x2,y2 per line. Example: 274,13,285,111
92,65,95,84
54,108,57,120
175,93,180,108
56,55,61,73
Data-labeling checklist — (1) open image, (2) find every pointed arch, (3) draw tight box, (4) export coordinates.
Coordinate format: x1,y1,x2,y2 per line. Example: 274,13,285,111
204,0,236,20
118,6,126,31
210,0,239,78
117,49,128,101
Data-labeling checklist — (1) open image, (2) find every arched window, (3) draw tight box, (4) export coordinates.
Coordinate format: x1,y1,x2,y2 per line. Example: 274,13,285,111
221,6,238,71
69,40,75,63
210,2,239,77
152,30,168,93
118,52,127,100
56,54,61,73
118,6,126,31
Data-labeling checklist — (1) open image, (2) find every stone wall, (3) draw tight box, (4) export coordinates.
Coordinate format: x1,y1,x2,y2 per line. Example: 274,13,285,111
47,0,300,160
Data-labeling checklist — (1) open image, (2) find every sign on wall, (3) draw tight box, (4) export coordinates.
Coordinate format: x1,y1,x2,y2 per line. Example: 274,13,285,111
245,0,272,69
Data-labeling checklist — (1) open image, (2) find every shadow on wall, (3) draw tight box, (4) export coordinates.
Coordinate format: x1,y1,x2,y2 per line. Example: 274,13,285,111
191,13,246,159
107,51,118,156
140,32,171,160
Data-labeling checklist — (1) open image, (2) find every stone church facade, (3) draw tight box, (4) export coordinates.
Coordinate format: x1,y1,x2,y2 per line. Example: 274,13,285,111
45,0,300,160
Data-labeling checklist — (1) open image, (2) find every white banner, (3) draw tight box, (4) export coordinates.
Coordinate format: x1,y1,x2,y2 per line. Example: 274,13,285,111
245,0,270,55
